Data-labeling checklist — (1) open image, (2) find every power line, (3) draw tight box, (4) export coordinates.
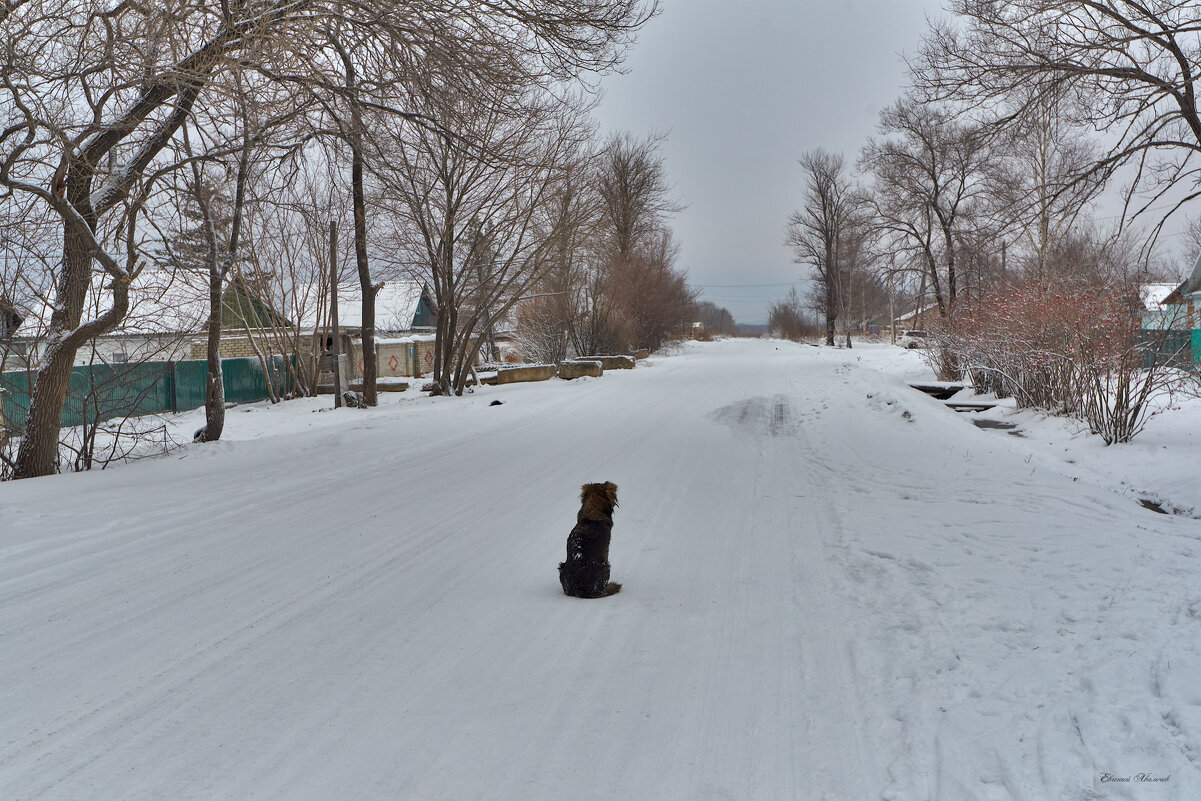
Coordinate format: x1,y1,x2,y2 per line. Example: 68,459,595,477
694,281,798,288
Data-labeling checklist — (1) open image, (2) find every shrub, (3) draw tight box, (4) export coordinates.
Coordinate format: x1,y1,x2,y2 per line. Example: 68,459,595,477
929,279,1191,443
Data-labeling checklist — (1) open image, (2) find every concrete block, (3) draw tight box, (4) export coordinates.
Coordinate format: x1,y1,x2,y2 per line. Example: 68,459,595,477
495,364,557,385
583,355,635,370
558,360,602,379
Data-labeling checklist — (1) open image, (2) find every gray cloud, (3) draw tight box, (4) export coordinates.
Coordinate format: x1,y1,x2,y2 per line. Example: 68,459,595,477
594,0,945,323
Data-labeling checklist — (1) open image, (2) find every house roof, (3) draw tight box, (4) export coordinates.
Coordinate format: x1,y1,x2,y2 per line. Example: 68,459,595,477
298,279,429,332
896,301,939,320
13,274,431,338
17,270,210,337
1140,282,1180,311
1163,251,1201,304
15,269,285,338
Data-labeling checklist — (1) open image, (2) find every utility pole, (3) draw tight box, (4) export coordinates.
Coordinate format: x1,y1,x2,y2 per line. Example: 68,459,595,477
330,220,343,409
889,268,897,345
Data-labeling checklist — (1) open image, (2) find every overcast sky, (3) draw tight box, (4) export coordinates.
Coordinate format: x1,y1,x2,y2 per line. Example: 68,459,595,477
593,0,946,324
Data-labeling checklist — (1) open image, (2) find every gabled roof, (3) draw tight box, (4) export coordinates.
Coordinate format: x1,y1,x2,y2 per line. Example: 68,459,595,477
15,269,285,337
1140,282,1179,311
17,270,208,337
896,301,939,320
1163,251,1201,305
298,279,430,332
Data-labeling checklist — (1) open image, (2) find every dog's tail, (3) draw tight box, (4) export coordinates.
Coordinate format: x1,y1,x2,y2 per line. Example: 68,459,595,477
601,582,622,597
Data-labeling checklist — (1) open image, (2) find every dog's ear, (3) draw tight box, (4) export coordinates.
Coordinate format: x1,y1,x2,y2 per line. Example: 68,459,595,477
603,481,618,509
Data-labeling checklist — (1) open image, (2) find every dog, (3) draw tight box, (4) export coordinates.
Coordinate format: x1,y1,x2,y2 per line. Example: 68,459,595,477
559,482,622,598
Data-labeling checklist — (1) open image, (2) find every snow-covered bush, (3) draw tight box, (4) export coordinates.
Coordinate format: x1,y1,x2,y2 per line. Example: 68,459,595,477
929,280,1193,443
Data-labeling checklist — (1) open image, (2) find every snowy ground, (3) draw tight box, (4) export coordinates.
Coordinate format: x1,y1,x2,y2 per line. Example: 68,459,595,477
2,338,1199,800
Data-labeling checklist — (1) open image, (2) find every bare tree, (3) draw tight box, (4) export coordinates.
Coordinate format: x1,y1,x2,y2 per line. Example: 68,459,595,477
149,62,308,439
832,216,887,344
694,301,736,336
916,0,1201,240
585,131,683,353
861,100,1001,319
768,287,810,341
612,226,695,351
175,117,252,442
329,36,384,406
305,25,413,407
514,169,603,363
0,0,323,478
383,82,595,395
596,131,680,262
786,149,863,345
240,170,346,398
571,242,625,357
0,0,656,477
996,85,1105,280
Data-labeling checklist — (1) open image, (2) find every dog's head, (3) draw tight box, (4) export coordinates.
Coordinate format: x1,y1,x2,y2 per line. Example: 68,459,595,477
579,481,618,518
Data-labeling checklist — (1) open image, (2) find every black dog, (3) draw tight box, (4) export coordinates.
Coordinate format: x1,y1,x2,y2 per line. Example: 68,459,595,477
559,482,622,598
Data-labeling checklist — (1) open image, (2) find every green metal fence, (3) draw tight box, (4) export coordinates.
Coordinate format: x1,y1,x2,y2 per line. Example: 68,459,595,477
1139,329,1194,369
1,356,293,432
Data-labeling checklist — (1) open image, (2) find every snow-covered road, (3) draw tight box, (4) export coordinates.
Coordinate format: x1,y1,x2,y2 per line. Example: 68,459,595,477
2,339,1199,800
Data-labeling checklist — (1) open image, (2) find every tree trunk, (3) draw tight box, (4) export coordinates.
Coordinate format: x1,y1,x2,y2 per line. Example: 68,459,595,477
338,45,379,407
352,142,379,407
13,218,132,477
194,112,251,441
12,41,215,477
825,294,836,346
943,223,957,309
197,284,225,442
13,351,73,478
13,288,133,477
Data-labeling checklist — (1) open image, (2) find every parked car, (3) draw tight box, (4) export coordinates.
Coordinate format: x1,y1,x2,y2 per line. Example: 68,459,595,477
897,330,930,349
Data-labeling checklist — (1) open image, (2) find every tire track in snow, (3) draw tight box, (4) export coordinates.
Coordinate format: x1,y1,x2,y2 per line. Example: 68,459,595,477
5,340,1199,800
4,495,458,796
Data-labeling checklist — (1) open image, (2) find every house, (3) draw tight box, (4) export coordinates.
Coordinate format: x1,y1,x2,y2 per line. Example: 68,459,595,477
321,279,437,335
3,270,289,371
1160,253,1201,313
892,301,940,332
1138,282,1185,330
298,279,437,336
1138,259,1201,365
298,279,440,384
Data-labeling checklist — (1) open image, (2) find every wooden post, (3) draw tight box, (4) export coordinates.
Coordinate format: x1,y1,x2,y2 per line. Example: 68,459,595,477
330,220,342,409
889,272,897,345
